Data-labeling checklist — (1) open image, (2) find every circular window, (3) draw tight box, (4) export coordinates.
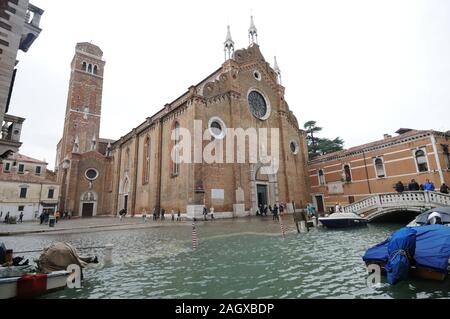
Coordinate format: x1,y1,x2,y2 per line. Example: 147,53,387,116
290,141,299,155
253,70,261,81
85,168,99,181
248,90,270,120
208,117,227,139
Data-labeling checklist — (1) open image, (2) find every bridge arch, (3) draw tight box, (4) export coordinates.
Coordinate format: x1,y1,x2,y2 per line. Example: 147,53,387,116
366,207,425,223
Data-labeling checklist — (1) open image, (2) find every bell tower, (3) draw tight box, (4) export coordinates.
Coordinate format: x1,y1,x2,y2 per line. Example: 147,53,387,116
57,42,105,169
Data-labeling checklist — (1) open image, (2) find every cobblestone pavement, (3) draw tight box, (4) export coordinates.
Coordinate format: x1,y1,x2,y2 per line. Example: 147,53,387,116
0,215,192,236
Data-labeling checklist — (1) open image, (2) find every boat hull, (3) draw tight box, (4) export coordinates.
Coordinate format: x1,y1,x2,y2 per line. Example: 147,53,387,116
0,271,69,299
366,262,448,281
319,217,367,228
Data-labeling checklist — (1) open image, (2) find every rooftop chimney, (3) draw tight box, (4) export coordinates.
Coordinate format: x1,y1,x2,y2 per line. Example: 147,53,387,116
383,134,392,140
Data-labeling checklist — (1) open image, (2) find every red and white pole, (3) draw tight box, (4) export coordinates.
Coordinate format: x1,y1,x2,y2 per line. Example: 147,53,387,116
192,221,198,249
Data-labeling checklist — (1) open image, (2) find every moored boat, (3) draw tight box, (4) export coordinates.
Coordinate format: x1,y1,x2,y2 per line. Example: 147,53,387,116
363,224,450,283
0,268,69,299
319,212,368,228
407,206,450,227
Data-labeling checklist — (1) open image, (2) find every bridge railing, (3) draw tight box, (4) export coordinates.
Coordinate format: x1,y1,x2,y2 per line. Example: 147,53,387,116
343,191,450,215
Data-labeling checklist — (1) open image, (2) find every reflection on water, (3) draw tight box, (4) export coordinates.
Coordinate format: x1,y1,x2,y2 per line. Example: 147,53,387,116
1,218,449,299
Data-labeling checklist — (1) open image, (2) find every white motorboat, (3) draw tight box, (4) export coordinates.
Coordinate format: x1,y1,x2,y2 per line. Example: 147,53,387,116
319,212,368,228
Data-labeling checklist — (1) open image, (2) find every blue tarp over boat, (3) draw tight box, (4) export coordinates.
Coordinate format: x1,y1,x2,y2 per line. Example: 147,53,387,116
363,225,450,273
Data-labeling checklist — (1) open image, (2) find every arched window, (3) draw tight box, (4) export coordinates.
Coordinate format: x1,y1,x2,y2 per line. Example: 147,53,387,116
318,169,326,186
171,122,180,177
343,164,352,182
415,149,428,172
374,157,386,178
82,62,87,71
93,65,98,75
87,64,92,73
143,137,150,184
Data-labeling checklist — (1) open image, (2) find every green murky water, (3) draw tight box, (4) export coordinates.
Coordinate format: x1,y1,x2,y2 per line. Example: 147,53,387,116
1,218,449,298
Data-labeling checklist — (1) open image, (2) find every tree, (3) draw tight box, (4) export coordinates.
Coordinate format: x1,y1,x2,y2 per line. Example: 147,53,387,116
304,121,322,155
304,121,344,159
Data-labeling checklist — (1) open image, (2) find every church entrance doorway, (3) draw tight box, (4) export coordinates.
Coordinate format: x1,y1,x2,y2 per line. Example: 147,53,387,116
79,190,97,218
123,195,128,211
82,203,94,217
257,184,268,207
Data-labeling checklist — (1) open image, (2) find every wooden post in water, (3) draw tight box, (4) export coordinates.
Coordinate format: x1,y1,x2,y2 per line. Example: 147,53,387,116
103,244,113,266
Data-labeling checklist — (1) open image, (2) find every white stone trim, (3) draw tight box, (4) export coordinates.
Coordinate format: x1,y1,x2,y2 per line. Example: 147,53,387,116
208,116,227,139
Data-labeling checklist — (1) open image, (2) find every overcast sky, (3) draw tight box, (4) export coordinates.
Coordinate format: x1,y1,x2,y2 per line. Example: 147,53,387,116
11,0,450,168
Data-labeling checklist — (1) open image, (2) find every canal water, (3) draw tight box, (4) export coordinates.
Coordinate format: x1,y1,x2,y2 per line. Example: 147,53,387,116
1,217,449,299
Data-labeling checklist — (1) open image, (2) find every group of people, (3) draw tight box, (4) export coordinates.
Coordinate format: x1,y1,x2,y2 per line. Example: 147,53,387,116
202,206,215,221
256,203,286,221
395,179,449,194
0,211,24,224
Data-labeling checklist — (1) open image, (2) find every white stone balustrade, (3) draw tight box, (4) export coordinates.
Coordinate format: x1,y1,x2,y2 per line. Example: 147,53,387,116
343,191,450,220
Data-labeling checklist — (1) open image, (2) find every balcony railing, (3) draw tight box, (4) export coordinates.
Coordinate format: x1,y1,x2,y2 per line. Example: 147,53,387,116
0,114,24,158
20,3,44,52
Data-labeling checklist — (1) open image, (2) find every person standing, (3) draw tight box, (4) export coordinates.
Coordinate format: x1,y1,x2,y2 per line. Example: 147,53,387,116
273,204,279,221
171,210,175,222
210,207,215,221
408,179,420,191
440,183,449,194
203,206,208,221
142,210,147,223
18,211,24,223
4,212,10,223
424,179,435,191
395,181,405,193
177,210,181,221
161,208,165,221
335,202,342,214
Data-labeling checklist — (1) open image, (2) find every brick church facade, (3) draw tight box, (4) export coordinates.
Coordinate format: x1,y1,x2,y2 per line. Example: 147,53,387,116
55,21,311,218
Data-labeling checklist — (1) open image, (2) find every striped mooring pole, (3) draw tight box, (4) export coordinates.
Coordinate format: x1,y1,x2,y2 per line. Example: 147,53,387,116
279,214,286,238
192,221,198,249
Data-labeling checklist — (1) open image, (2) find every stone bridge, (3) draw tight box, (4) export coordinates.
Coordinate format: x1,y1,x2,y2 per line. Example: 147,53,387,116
343,191,450,222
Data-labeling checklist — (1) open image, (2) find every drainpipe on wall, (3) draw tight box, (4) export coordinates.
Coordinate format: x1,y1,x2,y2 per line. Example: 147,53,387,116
362,150,372,194
430,132,445,185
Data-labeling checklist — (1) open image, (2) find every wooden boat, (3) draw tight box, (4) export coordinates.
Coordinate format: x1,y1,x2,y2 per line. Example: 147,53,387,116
365,261,448,281
0,267,69,299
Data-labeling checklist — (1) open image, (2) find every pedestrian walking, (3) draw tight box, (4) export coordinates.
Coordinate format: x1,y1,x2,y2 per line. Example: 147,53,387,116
210,207,214,221
142,210,147,223
273,204,279,221
171,209,175,221
18,211,24,223
177,210,181,221
203,206,208,221
4,212,10,223
161,208,165,221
